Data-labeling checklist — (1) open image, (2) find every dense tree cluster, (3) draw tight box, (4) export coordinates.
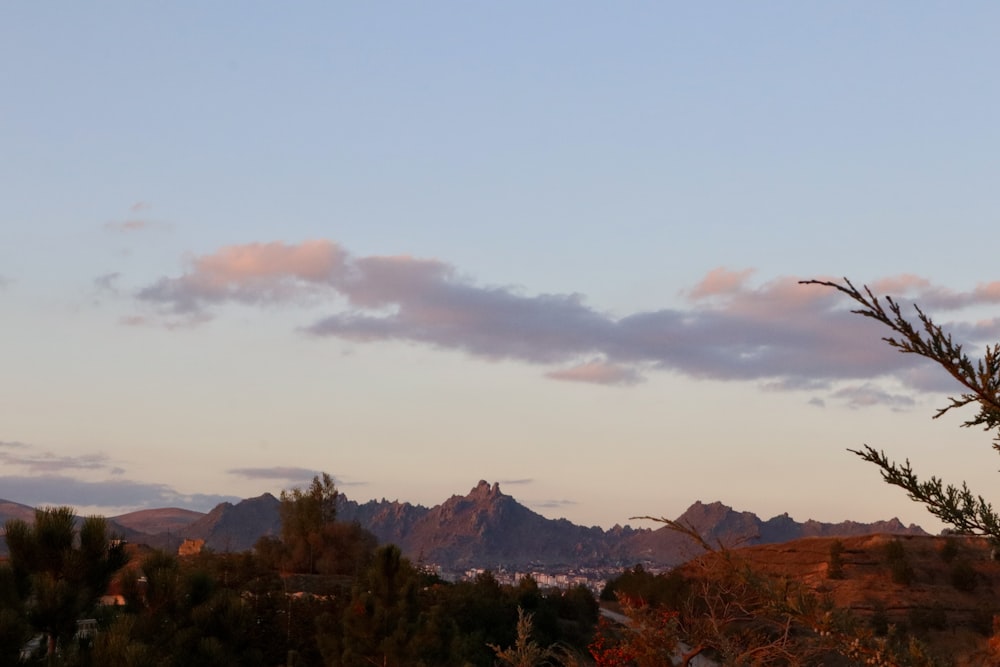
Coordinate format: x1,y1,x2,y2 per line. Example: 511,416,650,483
0,476,598,666
2,507,127,664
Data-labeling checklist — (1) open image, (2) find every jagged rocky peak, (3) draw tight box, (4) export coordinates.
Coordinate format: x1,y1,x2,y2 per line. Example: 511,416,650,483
469,480,502,498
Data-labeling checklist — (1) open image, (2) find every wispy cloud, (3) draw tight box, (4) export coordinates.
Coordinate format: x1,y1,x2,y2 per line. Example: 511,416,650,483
0,441,238,512
229,466,321,481
0,445,115,474
94,272,121,294
831,384,917,411
0,440,29,449
104,220,155,233
532,499,578,509
229,467,367,487
498,478,534,486
0,475,239,512
133,240,1000,401
103,202,171,234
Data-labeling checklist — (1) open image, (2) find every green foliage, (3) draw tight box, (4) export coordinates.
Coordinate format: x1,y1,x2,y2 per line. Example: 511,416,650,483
259,473,378,578
3,506,127,661
0,494,598,666
600,565,688,608
804,278,1000,541
488,607,558,667
0,563,28,664
332,544,424,666
278,473,339,574
870,601,890,637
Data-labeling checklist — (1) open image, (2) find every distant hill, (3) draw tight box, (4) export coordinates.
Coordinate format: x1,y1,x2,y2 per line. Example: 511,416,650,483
0,498,37,527
626,500,927,566
0,484,926,568
0,499,154,557
112,507,205,536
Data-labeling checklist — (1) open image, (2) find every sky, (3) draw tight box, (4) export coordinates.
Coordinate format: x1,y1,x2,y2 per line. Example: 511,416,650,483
3,4,1000,533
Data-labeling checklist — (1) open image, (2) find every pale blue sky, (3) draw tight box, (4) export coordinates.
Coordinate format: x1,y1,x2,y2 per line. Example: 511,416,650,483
2,4,1000,531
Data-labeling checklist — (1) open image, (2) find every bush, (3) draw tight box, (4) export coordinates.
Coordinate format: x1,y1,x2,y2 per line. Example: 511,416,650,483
938,538,960,563
950,560,977,592
885,539,913,585
890,557,914,585
827,540,845,579
885,539,906,562
870,602,889,637
908,603,947,634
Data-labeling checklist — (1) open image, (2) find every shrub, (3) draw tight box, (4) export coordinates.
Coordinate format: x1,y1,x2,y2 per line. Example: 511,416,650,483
890,557,914,585
827,540,845,580
950,560,977,592
939,538,960,563
870,602,889,637
885,539,913,585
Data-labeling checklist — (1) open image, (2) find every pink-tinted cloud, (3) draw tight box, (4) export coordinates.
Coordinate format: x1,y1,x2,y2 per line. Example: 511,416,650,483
195,240,345,284
103,202,169,234
864,275,1000,311
135,242,1000,401
138,240,347,314
688,267,756,300
546,360,644,386
869,274,932,295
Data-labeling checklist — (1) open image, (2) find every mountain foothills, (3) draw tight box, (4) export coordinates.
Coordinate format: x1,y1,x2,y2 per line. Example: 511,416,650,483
0,481,924,569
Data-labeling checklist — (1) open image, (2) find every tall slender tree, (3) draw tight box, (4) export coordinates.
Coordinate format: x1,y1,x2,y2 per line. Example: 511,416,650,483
278,473,339,574
4,506,127,662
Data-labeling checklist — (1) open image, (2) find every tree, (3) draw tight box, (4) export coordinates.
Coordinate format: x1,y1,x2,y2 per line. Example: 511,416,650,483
279,473,339,574
3,507,127,662
489,607,559,667
0,562,29,665
333,544,422,666
803,278,1000,541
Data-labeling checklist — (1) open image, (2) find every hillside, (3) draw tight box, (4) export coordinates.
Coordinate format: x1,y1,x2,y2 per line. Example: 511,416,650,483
181,493,282,552
112,507,205,535
669,533,1000,665
627,500,926,566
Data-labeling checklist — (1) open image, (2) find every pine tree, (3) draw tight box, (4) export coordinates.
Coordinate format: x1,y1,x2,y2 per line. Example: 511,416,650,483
4,507,127,661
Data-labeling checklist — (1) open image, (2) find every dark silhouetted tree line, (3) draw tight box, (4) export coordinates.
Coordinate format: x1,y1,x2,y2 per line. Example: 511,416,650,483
1,475,599,666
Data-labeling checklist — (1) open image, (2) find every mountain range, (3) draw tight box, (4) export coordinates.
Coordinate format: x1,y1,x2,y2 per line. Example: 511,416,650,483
0,481,926,569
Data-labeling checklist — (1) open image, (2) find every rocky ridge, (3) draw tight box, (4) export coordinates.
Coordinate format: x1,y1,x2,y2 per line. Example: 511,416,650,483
0,482,926,568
